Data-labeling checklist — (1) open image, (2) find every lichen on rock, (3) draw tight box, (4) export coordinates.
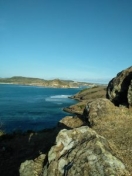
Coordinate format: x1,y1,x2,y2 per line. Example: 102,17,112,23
83,98,115,126
43,126,129,176
19,154,46,176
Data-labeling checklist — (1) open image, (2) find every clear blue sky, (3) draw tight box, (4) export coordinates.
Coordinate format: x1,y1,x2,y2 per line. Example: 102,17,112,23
0,0,132,83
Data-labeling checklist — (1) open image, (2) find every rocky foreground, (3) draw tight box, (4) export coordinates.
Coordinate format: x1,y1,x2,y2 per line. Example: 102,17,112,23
0,66,132,176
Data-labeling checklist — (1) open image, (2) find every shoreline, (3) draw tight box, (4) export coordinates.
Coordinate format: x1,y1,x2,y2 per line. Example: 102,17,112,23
0,85,106,134
63,85,107,115
0,82,81,89
0,76,95,89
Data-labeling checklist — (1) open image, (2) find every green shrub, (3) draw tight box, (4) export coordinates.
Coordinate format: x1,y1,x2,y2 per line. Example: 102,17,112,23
0,122,5,136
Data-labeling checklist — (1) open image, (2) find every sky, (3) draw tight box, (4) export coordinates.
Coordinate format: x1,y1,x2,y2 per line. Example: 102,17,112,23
0,0,132,83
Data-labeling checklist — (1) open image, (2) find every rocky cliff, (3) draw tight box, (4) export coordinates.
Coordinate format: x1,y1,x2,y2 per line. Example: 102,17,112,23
19,66,132,176
106,66,132,107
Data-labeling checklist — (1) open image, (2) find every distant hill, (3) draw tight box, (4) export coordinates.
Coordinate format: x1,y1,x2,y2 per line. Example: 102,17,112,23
0,76,94,88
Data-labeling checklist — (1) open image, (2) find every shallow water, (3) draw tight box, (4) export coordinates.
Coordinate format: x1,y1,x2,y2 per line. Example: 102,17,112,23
0,84,79,133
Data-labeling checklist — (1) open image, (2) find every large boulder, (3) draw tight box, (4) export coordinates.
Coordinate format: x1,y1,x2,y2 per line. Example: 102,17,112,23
58,116,84,129
83,98,115,126
43,126,129,176
106,66,132,107
19,154,46,176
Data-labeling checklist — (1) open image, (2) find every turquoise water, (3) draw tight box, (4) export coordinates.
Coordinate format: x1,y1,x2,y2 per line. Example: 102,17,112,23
0,84,79,133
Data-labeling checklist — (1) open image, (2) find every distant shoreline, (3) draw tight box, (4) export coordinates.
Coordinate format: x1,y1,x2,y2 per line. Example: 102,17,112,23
0,82,81,88
0,76,95,88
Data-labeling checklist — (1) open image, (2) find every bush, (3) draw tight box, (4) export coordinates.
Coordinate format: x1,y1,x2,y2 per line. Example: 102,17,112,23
0,121,5,136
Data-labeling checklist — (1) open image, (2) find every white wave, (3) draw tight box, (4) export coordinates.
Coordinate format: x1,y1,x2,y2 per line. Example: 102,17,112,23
50,95,71,99
45,95,71,102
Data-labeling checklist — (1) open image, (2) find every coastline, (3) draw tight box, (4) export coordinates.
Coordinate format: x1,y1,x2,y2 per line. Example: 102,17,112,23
63,85,107,115
0,84,132,175
0,82,80,88
0,76,95,88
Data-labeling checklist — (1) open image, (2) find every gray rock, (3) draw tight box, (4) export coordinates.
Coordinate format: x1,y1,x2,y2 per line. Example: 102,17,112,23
43,126,129,176
19,154,46,176
20,160,35,176
128,80,132,106
83,98,115,126
58,116,84,128
106,66,132,107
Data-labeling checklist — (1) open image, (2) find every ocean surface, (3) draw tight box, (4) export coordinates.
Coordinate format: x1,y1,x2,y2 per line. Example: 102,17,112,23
0,84,80,133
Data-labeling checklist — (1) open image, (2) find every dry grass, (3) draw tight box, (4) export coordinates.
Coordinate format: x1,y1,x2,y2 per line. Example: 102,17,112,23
92,107,132,174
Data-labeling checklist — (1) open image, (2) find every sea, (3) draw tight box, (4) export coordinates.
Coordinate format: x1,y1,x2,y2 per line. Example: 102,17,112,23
0,84,80,133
